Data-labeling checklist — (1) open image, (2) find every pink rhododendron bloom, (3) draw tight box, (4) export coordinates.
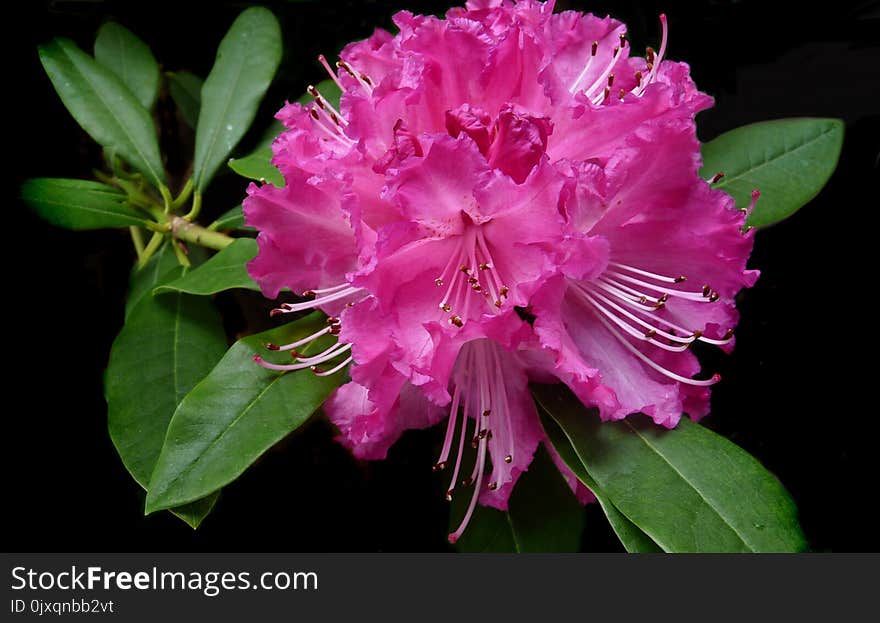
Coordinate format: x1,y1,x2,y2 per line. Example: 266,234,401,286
243,0,756,541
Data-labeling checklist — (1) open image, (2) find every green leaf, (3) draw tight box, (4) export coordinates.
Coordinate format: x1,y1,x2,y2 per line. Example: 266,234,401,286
533,385,807,553
539,406,661,553
452,447,585,553
38,37,166,189
228,147,284,187
125,242,181,319
145,312,345,512
94,22,160,110
167,71,203,129
192,7,282,193
21,178,148,230
107,258,228,528
700,118,844,228
154,238,259,295
208,205,249,231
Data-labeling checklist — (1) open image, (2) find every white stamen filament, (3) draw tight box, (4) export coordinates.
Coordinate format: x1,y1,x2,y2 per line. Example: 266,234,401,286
605,271,712,303
314,355,353,376
575,286,691,352
568,40,598,94
592,311,720,386
632,15,668,97
318,54,346,92
436,384,463,468
276,286,364,314
594,278,663,309
270,325,333,352
586,44,623,102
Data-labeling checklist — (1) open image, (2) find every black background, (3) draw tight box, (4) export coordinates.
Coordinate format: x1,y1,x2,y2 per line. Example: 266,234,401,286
7,0,879,552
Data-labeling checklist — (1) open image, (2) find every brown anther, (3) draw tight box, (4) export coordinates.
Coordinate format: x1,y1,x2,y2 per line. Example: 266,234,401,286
329,325,341,336
346,301,355,307
488,482,498,491
435,278,444,286
450,315,464,327
309,108,319,120
644,329,657,338
329,111,340,125
640,296,649,304
467,277,478,285
432,461,447,472
654,301,665,310
470,436,479,449
709,291,720,302
646,47,656,64
608,74,615,87
326,316,340,324
482,409,491,418
504,455,512,464
658,294,669,303
361,74,373,86
499,286,509,297
494,300,503,308
635,70,643,84
270,308,284,317
265,343,280,351
646,62,654,71
691,330,703,339
310,365,320,373
289,350,301,359
710,171,725,184
674,275,687,283
462,476,474,487
259,177,267,184
478,429,488,440
445,490,453,502
619,32,627,47
472,284,482,292
479,262,491,270
441,303,452,312
613,46,619,56
619,88,626,101
591,41,598,56
302,290,315,297
702,285,712,297
723,328,735,339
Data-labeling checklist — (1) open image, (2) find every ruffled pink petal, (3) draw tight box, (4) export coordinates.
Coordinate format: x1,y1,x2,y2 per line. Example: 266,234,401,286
544,440,596,505
244,171,356,298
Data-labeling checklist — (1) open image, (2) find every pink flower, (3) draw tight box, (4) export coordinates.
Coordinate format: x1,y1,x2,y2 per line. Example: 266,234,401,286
243,0,756,541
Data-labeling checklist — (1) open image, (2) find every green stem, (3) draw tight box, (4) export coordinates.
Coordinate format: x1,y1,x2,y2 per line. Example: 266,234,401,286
139,231,166,268
172,239,192,268
183,191,202,221
129,226,145,260
160,185,173,213
170,216,234,250
171,178,194,212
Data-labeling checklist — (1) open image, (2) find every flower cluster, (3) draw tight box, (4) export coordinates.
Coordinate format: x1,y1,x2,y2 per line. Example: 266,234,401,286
245,0,756,541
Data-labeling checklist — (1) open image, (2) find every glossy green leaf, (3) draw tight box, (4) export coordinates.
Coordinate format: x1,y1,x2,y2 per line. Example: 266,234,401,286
208,205,249,231
38,37,166,189
154,238,259,295
452,447,585,553
533,385,807,553
700,118,844,228
145,312,345,512
192,7,282,193
107,259,228,528
539,406,661,553
94,22,160,110
167,71,203,129
21,178,148,230
228,147,284,187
